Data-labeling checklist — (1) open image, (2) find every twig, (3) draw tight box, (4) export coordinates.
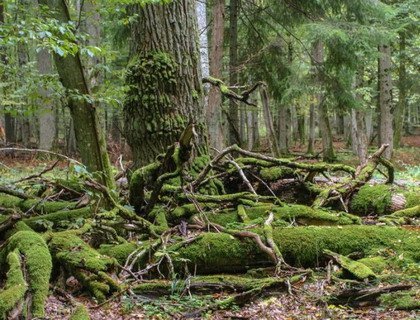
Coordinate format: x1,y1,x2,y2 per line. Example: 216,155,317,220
228,159,257,195
0,148,83,165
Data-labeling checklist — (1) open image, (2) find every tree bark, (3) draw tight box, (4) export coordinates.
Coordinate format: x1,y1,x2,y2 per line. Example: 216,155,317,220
350,71,368,165
207,0,224,151
37,0,114,188
125,0,207,167
312,40,335,162
278,105,289,155
80,0,102,90
1,3,16,147
378,44,393,159
394,33,406,149
260,87,280,157
196,1,210,79
228,0,240,146
307,103,315,154
37,49,56,151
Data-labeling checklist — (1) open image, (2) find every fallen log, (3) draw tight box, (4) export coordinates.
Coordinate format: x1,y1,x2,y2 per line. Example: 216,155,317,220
100,226,419,275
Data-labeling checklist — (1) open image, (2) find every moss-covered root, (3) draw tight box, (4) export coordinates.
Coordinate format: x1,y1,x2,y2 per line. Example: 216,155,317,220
46,231,120,301
169,226,419,274
69,305,90,320
0,230,52,318
323,249,376,280
379,289,420,310
0,249,27,319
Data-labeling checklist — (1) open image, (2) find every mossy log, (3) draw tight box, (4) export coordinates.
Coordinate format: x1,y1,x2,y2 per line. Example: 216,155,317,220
0,230,52,318
170,226,419,273
100,226,419,275
350,184,420,216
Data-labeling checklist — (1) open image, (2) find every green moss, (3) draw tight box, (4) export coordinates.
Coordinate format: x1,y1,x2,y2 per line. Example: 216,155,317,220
351,185,393,215
259,167,295,181
48,231,115,272
0,250,27,319
206,204,361,227
47,230,118,301
172,232,267,274
357,256,389,273
98,242,138,265
324,250,376,280
3,231,52,317
0,194,78,214
404,188,420,208
23,207,91,230
69,305,90,320
237,205,250,223
170,226,420,273
379,289,420,310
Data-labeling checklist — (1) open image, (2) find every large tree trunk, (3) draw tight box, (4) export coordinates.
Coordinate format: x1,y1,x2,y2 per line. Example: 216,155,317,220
228,0,240,146
38,0,114,188
394,33,406,149
125,0,206,167
37,49,56,151
378,44,393,159
207,0,224,151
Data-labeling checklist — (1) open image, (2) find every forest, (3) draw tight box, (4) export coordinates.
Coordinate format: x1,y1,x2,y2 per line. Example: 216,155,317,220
0,0,419,319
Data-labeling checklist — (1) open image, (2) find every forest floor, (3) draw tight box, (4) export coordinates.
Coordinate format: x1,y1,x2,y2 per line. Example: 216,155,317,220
1,135,419,320
42,279,419,320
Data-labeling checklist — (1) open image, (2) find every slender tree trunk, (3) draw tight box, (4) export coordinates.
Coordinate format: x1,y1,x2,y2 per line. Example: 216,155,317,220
297,106,305,146
196,0,210,79
378,44,393,159
38,0,114,188
365,109,373,144
246,110,254,150
278,105,288,155
394,33,406,148
80,0,102,90
307,103,315,154
260,87,280,157
125,0,206,167
207,0,224,150
252,110,260,148
239,108,246,144
228,0,240,146
313,40,335,162
16,3,30,147
37,49,56,150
